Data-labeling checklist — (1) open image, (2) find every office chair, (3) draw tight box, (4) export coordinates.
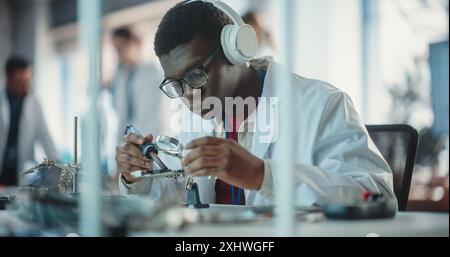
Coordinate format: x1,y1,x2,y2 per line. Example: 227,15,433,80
366,125,419,211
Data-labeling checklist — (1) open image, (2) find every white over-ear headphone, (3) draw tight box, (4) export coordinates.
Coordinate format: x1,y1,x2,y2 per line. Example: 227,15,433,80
183,0,258,65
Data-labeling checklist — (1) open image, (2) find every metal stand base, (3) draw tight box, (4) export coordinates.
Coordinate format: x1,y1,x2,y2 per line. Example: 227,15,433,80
186,183,209,209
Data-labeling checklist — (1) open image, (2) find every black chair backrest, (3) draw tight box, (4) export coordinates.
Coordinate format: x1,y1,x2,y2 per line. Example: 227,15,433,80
366,125,419,211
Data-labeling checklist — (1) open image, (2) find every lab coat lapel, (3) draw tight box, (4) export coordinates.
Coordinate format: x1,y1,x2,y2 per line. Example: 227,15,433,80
18,94,35,172
251,62,279,159
113,68,130,135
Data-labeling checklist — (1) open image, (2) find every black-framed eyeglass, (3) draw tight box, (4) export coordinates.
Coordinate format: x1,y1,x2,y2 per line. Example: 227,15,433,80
159,48,220,99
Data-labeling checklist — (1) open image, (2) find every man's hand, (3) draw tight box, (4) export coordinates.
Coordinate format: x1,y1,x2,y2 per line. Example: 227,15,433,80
182,137,264,190
116,133,154,184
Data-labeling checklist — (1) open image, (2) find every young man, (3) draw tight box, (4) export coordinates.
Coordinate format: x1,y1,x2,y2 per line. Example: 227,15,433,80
0,55,57,186
115,1,396,208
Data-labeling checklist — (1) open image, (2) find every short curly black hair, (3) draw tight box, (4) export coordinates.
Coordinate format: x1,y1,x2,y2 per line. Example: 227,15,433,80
154,1,232,57
112,26,136,41
5,55,30,77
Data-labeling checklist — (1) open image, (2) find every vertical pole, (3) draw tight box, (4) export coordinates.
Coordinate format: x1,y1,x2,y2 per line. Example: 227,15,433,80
74,116,78,165
78,0,102,237
361,0,379,122
274,0,296,236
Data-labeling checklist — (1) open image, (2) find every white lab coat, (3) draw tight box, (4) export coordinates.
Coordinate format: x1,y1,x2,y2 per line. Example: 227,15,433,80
0,84,57,178
119,61,396,208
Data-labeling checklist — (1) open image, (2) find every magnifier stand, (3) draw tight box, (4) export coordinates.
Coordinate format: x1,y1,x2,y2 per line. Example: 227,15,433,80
124,127,211,209
186,180,209,209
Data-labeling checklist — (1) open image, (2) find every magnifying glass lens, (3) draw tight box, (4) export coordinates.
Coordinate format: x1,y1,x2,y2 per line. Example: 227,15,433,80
157,141,176,151
155,136,183,156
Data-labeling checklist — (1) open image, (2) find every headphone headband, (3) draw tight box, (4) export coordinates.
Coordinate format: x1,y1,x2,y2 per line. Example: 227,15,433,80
182,0,258,65
183,0,244,26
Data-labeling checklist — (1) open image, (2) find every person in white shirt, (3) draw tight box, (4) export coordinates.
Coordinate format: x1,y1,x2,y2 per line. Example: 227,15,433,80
242,11,277,59
0,55,57,186
110,27,173,139
101,27,176,179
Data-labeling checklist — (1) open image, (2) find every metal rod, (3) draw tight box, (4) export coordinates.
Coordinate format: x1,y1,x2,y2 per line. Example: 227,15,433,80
74,116,78,165
74,116,78,192
149,152,168,170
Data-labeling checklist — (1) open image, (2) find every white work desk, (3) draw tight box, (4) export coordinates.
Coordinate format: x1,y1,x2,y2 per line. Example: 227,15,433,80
133,206,449,237
1,206,448,237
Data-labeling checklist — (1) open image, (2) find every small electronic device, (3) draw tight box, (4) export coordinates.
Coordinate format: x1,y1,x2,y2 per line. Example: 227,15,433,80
322,192,397,219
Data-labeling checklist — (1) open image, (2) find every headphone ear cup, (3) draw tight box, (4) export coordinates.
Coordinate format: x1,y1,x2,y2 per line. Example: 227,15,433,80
235,25,258,59
221,24,258,65
221,24,240,65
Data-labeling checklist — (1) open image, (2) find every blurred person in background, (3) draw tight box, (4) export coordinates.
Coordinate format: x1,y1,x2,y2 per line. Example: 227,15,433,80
110,27,173,140
0,55,57,187
100,27,174,183
242,11,277,58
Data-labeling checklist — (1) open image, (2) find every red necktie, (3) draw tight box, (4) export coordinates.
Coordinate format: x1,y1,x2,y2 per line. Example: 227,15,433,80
215,116,246,205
